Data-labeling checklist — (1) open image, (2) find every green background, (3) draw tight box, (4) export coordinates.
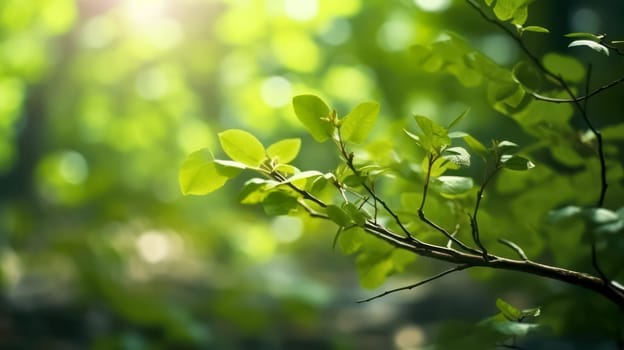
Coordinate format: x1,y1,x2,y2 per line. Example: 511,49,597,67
1,0,623,349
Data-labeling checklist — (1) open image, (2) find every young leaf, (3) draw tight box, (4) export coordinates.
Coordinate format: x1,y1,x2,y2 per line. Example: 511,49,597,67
218,129,266,167
501,155,535,171
179,149,243,195
496,298,523,321
341,102,380,143
568,40,610,56
273,170,324,187
522,25,549,34
414,115,450,154
292,95,333,142
267,138,301,164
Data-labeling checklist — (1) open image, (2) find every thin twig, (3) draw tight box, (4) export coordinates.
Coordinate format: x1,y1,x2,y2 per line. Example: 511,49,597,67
419,155,482,254
531,75,624,103
336,136,418,242
471,167,500,260
498,238,529,261
357,264,471,303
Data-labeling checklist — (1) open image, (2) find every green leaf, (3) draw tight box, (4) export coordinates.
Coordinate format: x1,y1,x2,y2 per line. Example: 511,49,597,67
337,226,365,254
496,298,523,321
462,134,489,159
568,40,610,55
238,178,274,204
512,61,542,92
442,146,471,168
490,320,541,336
273,170,324,188
496,140,518,153
547,206,582,223
492,0,529,25
267,138,301,164
292,95,333,142
356,254,394,289
341,102,380,143
343,202,370,225
218,129,266,167
326,204,353,227
542,53,585,83
179,149,244,195
521,307,542,318
501,155,535,171
564,32,602,40
522,25,550,34
262,191,298,215
414,115,450,154
434,176,474,196
447,107,470,130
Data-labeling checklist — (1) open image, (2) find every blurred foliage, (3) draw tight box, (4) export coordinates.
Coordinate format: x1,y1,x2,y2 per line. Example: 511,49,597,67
1,0,624,349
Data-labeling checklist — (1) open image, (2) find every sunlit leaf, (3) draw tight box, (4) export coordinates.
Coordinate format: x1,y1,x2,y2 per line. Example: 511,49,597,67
492,0,529,25
239,178,274,204
522,25,549,34
179,149,243,195
267,138,301,164
568,40,610,55
341,102,380,143
218,129,266,167
292,95,333,142
501,155,535,171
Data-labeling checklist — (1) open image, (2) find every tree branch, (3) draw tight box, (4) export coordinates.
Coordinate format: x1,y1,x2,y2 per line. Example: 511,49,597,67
357,264,471,303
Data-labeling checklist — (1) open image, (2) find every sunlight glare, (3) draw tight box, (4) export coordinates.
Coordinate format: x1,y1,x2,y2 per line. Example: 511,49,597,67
284,0,319,21
136,231,170,264
414,0,451,12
